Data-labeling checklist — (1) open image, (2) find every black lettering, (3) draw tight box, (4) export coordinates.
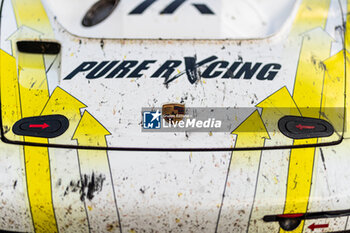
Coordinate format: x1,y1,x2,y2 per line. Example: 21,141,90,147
202,61,229,78
184,57,198,84
256,63,281,80
128,60,156,78
106,61,139,78
151,60,182,78
235,62,262,79
129,0,157,14
129,0,214,15
221,62,241,79
160,0,186,14
164,56,217,84
86,61,119,79
192,4,214,14
64,62,97,80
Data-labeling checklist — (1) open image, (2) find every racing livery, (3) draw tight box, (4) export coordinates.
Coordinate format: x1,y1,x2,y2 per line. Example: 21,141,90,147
0,0,350,232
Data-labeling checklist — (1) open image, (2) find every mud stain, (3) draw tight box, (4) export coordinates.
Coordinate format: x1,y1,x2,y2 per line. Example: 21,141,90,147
62,172,106,201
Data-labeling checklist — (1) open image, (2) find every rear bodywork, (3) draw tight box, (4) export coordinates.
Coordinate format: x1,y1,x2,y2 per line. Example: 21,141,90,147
0,0,350,232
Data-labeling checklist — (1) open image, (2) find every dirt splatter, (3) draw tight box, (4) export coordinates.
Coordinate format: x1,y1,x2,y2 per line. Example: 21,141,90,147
100,39,105,50
63,173,106,201
81,173,106,201
3,126,10,134
56,178,62,187
106,221,120,232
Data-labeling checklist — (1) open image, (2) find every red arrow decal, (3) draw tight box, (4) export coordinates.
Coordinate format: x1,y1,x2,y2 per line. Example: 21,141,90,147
296,124,316,130
308,223,329,231
29,123,50,129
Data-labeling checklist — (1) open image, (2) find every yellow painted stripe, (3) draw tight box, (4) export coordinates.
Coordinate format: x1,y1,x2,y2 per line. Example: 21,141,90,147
18,40,58,233
18,53,50,116
345,51,350,138
41,87,85,140
0,50,31,230
345,1,350,50
321,51,346,134
23,138,57,233
218,111,268,232
73,111,121,232
285,32,331,230
232,110,270,149
10,0,57,232
344,1,350,138
41,88,89,232
18,53,57,233
257,87,301,133
11,0,54,38
0,50,22,135
17,39,56,233
290,0,331,37
41,87,87,134
73,111,111,147
281,1,332,232
248,88,300,232
292,27,333,118
73,111,111,168
281,140,317,233
282,51,345,233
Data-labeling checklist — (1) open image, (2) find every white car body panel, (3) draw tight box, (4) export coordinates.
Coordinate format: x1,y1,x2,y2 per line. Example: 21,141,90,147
0,0,349,233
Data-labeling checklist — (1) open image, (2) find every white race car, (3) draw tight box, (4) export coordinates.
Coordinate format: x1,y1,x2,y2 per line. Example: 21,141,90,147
0,0,349,232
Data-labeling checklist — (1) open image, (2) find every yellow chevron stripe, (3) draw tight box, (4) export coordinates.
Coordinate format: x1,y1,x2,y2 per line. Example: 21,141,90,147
346,52,350,137
73,111,111,147
18,53,50,116
281,52,343,233
73,111,111,176
11,0,54,38
10,0,57,232
41,88,90,232
345,1,350,50
257,87,301,134
73,111,121,232
231,110,270,149
320,51,346,135
23,139,57,233
281,1,332,232
344,2,350,138
292,28,333,118
0,50,22,135
217,111,269,232
290,0,331,37
248,88,300,232
281,141,317,233
41,87,87,136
